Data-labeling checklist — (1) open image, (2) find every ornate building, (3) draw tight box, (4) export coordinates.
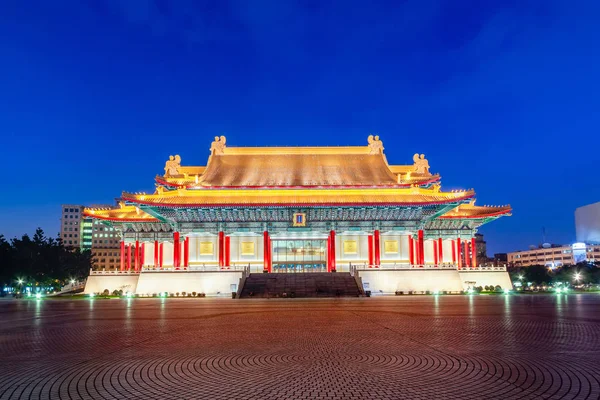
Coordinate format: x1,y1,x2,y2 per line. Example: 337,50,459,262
83,136,512,294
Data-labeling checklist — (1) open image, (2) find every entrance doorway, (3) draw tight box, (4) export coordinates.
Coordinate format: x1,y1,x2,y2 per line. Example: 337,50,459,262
272,239,327,273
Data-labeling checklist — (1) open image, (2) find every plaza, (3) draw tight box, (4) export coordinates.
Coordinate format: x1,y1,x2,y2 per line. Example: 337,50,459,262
1,295,599,399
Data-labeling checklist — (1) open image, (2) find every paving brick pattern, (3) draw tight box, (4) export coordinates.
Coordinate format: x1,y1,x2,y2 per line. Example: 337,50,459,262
0,295,599,399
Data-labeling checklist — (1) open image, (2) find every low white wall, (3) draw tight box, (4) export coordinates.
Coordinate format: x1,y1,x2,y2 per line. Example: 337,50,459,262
135,271,243,295
84,275,139,294
357,270,464,293
458,271,513,290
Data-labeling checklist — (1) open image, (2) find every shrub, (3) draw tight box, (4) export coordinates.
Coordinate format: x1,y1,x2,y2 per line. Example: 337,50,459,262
118,289,123,296
169,293,174,297
187,293,192,297
181,291,187,297
112,290,120,296
102,289,110,296
152,293,157,297
176,292,180,297
192,291,197,297
495,285,502,292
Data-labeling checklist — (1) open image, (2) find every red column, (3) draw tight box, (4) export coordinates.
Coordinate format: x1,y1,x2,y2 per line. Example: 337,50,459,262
159,242,164,269
408,236,414,265
263,231,269,272
330,230,336,272
471,237,477,269
184,236,189,268
218,231,224,268
120,241,125,271
465,242,471,268
225,236,230,268
433,240,438,265
418,230,425,265
438,238,443,263
373,230,381,266
451,239,456,264
127,244,131,271
141,242,145,268
456,238,462,269
367,235,374,266
133,241,139,271
173,232,180,269
154,240,159,267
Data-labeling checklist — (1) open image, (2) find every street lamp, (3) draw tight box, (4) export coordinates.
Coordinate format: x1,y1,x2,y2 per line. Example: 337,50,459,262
574,272,581,283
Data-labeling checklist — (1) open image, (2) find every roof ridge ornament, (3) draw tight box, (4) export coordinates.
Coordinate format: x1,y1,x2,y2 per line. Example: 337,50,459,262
367,135,384,154
412,153,431,175
164,155,181,177
210,135,227,155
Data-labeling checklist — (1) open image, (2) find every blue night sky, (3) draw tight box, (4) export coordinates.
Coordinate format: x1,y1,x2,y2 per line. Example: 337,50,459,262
1,1,599,254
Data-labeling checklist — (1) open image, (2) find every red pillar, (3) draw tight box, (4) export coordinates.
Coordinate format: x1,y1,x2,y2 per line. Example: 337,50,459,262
159,242,164,269
457,238,462,269
173,232,180,269
330,230,336,272
408,236,414,265
418,230,425,265
465,242,470,268
120,241,125,271
141,242,145,268
218,231,224,268
451,239,456,264
263,231,269,272
373,230,381,266
184,236,189,268
367,235,374,266
433,240,438,265
471,237,477,269
126,244,131,271
225,236,230,268
438,238,443,263
154,240,159,267
133,241,139,271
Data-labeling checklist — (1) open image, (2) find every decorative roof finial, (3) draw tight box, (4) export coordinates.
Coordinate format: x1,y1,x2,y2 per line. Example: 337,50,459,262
164,155,181,177
412,153,431,175
367,134,384,154
210,135,227,155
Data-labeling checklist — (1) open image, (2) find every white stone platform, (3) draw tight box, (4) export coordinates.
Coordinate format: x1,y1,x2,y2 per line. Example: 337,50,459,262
84,269,244,296
357,266,512,294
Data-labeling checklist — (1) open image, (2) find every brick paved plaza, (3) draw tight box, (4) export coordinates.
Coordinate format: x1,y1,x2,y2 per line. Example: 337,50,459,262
0,295,599,399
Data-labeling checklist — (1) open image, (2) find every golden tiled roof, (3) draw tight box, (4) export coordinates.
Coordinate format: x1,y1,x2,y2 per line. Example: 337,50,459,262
439,203,512,219
195,153,399,187
123,187,474,207
83,205,158,222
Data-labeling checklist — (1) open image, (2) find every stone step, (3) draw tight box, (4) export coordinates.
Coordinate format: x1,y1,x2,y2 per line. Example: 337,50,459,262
240,272,361,298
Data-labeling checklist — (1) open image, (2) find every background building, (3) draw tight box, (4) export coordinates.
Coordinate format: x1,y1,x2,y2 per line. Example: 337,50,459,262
60,204,121,270
508,244,600,267
575,202,600,244
59,205,90,249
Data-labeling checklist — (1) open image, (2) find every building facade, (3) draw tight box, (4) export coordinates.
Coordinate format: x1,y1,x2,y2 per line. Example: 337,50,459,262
83,136,512,294
508,244,600,267
59,205,91,249
575,201,600,244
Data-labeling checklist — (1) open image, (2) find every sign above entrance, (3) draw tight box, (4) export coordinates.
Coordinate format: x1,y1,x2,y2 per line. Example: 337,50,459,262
293,212,307,227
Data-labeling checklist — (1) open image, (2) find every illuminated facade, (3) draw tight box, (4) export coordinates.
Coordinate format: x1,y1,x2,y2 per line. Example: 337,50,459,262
83,136,512,294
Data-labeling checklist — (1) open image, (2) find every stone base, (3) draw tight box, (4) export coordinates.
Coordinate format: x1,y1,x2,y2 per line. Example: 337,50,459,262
84,271,243,296
357,269,513,294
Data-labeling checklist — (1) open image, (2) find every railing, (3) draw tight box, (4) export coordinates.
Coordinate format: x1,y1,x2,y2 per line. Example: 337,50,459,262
141,265,248,272
90,269,140,276
349,263,506,271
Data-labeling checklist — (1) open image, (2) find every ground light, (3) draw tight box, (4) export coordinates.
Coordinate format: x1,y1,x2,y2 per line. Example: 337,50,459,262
503,289,510,295
432,289,440,295
556,288,562,294
467,288,475,295
160,292,167,298
125,292,133,298
88,293,95,298
35,293,42,299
